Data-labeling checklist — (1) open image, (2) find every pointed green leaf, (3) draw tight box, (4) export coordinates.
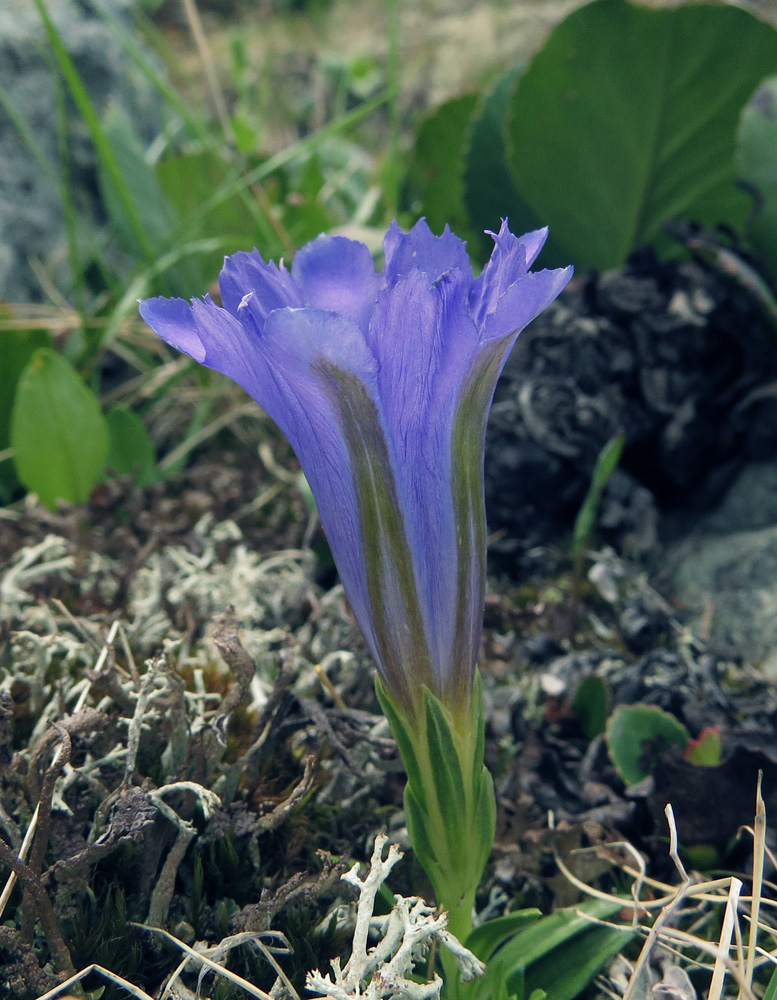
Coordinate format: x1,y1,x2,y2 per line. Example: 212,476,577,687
572,431,625,559
11,349,109,510
519,924,632,1000
100,103,177,257
375,677,424,791
404,783,444,891
424,689,465,853
572,675,611,741
472,670,486,798
31,0,154,265
99,104,206,297
466,910,542,963
506,0,777,270
473,765,496,875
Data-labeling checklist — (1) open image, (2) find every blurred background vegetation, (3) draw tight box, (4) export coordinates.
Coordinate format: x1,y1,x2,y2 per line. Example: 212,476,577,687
2,0,777,510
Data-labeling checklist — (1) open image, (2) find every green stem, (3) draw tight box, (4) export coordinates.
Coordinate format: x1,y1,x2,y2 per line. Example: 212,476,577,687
443,889,475,944
376,675,494,986
441,945,462,1000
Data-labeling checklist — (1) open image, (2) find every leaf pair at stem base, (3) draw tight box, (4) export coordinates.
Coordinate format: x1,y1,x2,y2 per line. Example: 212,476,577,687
376,671,496,945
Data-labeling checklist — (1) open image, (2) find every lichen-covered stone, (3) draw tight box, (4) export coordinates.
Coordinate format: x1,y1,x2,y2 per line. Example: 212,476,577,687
0,0,159,302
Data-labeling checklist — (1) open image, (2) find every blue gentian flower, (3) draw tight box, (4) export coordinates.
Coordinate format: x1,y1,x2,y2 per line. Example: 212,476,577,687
140,221,572,722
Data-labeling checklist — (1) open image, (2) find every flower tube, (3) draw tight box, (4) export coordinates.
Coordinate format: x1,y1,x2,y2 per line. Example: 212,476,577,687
140,219,572,941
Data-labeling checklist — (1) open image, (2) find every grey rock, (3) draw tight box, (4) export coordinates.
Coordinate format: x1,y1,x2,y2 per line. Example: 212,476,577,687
0,0,159,303
663,460,777,672
699,460,777,534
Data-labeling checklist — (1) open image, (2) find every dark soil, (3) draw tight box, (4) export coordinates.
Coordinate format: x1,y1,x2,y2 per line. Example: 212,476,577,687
485,238,777,571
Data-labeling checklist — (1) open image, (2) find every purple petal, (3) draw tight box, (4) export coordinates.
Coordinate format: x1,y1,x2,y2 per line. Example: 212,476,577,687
481,265,573,341
291,234,383,332
383,218,472,288
367,268,481,683
258,308,378,616
260,306,433,707
256,307,375,525
140,295,283,408
139,296,207,362
469,223,550,328
219,250,302,321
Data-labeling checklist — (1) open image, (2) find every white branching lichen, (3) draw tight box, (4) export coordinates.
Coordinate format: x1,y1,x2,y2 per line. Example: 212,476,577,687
306,834,485,1000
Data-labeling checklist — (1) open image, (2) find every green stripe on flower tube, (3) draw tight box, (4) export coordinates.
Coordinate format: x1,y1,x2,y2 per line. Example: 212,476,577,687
313,358,435,717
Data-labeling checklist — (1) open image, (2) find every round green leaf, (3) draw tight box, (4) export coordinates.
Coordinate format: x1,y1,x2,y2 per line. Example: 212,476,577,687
737,76,777,282
606,704,690,786
10,348,109,510
506,0,777,271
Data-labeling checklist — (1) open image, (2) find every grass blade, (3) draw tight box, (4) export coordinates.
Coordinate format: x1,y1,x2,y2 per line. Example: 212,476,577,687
32,0,155,265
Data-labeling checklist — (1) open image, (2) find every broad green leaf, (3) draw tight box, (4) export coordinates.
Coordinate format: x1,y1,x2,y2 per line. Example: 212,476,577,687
737,76,777,282
506,0,777,270
406,94,479,241
495,898,624,973
105,406,157,486
11,349,109,510
607,704,690,786
460,900,630,1000
463,66,555,266
0,325,52,501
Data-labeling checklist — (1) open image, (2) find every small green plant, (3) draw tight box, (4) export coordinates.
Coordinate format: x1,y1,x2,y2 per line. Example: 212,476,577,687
8,348,158,509
571,675,611,741
606,704,722,786
571,432,625,571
